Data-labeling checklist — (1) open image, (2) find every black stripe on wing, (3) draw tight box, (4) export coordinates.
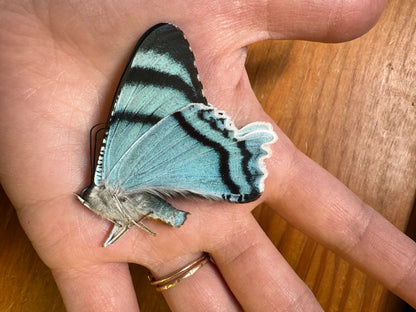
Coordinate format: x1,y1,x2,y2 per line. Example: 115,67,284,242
172,109,240,195
110,111,162,126
172,108,262,203
125,67,204,104
110,65,205,126
138,24,206,105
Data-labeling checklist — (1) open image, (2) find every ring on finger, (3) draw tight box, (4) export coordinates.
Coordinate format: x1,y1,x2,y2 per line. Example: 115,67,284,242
148,253,211,291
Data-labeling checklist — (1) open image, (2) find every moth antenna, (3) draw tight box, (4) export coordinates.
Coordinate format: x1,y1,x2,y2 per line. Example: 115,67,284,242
89,123,106,182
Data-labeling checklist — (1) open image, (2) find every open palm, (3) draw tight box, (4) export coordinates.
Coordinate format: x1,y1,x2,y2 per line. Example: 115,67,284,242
1,0,415,311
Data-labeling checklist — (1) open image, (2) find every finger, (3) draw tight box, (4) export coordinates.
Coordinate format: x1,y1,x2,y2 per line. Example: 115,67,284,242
260,0,387,42
52,262,139,312
210,214,323,311
195,0,386,49
147,253,241,311
257,0,386,42
267,144,416,307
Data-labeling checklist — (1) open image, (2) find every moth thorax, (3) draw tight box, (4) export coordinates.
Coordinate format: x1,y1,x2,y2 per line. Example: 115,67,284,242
77,184,150,223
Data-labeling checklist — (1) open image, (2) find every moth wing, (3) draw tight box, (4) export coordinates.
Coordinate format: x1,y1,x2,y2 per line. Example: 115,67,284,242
95,23,207,184
105,103,277,203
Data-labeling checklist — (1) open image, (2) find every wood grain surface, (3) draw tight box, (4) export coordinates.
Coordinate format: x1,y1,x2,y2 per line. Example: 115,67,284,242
1,0,415,311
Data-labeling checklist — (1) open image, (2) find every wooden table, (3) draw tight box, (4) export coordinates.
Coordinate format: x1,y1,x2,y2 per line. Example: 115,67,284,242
1,0,414,311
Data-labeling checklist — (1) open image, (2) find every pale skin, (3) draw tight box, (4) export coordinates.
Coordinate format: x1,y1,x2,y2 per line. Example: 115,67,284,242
0,0,415,311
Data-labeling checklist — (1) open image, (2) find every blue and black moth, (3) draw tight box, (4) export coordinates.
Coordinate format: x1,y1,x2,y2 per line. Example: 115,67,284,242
76,23,277,247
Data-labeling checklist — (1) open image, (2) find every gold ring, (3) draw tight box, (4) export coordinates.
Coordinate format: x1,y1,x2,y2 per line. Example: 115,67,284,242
148,253,211,291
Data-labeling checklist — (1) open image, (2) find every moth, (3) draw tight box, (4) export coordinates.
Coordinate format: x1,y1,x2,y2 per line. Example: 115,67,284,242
76,23,277,247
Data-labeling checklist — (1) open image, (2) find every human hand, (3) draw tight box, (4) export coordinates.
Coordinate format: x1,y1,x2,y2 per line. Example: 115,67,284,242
1,0,415,311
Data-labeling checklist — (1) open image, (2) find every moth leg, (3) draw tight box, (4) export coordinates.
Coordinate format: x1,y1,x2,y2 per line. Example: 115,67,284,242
131,212,156,236
112,195,156,236
103,221,129,247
